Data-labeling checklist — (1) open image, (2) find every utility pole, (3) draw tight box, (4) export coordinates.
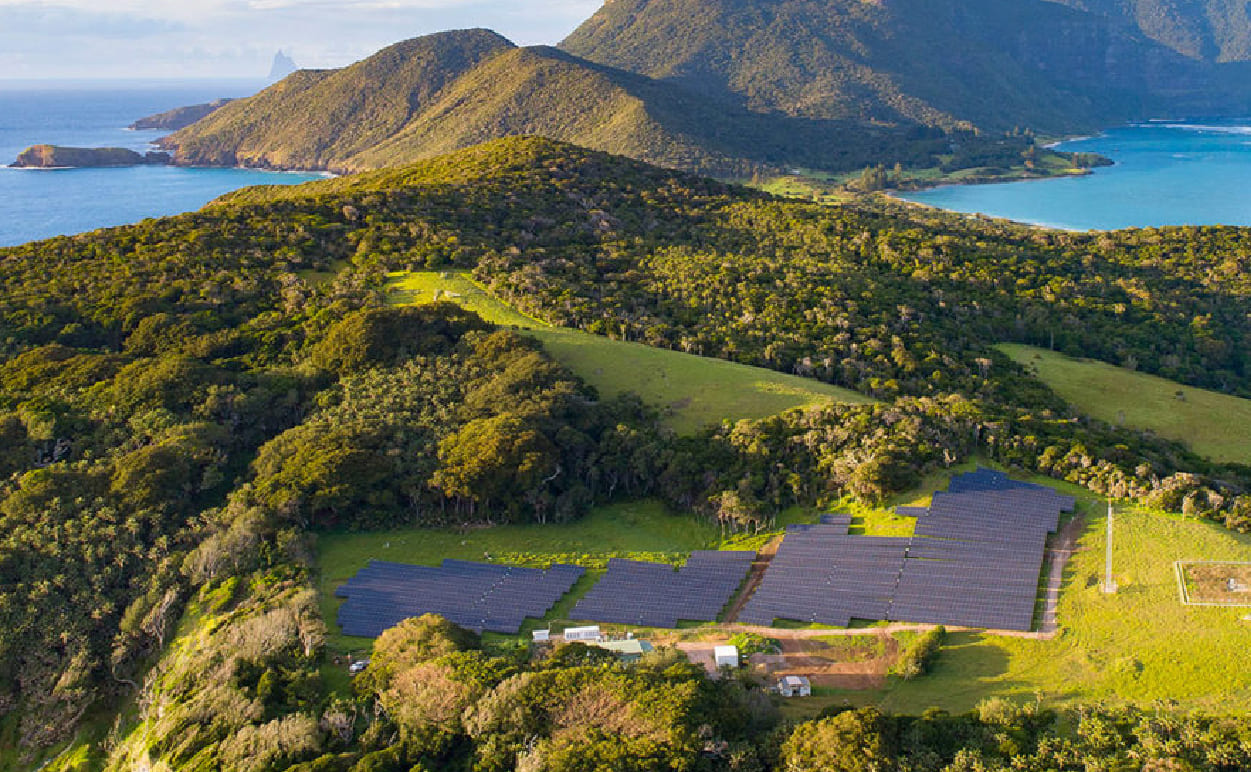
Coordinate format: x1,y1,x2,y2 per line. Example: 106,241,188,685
1103,499,1118,594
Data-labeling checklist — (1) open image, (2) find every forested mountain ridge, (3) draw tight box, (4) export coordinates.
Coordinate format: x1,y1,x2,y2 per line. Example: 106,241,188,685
159,29,515,171
1052,0,1251,61
561,0,1251,131
3,138,1251,768
155,0,1251,185
160,28,1012,177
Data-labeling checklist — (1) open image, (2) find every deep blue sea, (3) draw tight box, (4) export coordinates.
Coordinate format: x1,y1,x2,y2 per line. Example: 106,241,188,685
899,121,1251,230
0,81,325,247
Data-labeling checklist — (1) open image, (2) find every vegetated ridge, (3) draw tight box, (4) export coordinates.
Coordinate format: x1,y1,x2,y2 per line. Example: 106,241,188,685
1051,0,1251,61
158,0,1251,178
561,0,1251,132
128,98,234,131
160,28,980,177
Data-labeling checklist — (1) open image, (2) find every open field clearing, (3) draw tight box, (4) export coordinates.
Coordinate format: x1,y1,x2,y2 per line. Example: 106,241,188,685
317,450,1251,715
386,271,872,434
998,343,1251,465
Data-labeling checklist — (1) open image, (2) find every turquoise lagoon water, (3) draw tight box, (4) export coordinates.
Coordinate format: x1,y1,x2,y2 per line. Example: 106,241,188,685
899,122,1251,231
0,81,325,247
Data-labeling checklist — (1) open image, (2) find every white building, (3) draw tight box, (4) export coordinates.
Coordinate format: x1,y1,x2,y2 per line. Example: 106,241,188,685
562,625,602,642
532,629,551,642
714,645,740,668
777,675,811,697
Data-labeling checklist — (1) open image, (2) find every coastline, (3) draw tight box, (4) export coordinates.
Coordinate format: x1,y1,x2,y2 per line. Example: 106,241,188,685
889,165,1096,194
883,191,1084,233
882,121,1251,231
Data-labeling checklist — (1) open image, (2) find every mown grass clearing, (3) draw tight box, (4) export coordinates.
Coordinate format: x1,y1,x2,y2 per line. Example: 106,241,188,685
998,343,1251,465
385,271,872,434
386,270,544,328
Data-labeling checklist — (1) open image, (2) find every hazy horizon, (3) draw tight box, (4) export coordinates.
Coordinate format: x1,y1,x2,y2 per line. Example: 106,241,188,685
0,0,602,80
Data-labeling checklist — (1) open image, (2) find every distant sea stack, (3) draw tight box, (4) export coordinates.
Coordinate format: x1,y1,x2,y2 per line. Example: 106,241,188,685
130,99,235,131
10,145,172,169
269,50,298,81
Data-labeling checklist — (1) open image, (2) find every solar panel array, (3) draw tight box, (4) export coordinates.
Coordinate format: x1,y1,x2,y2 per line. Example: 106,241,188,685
739,469,1074,632
738,533,908,627
571,551,755,628
336,559,584,637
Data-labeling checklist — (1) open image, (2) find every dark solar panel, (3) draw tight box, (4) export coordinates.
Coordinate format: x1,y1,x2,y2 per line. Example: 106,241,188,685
738,470,1066,632
571,551,755,628
336,559,585,637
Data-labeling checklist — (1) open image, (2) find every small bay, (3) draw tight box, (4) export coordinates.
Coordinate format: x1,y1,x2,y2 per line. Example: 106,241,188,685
0,80,325,247
898,121,1251,231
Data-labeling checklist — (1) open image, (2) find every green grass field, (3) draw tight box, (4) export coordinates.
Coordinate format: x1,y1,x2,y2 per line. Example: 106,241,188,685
386,271,872,434
998,343,1251,465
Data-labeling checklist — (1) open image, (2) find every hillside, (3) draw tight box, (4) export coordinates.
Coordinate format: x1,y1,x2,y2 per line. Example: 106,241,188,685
150,0,1251,185
998,343,1251,465
1053,0,1251,62
161,29,516,170
128,98,233,131
5,138,1251,767
384,270,873,434
561,0,1246,131
162,30,979,176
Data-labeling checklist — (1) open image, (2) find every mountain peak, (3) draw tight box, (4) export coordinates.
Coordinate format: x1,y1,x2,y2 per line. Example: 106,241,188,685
269,50,298,81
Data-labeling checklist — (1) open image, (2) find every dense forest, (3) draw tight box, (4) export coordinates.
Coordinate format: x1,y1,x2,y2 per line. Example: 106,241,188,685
1,138,1249,768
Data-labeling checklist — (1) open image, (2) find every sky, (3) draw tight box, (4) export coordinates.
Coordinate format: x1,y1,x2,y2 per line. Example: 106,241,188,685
0,0,604,80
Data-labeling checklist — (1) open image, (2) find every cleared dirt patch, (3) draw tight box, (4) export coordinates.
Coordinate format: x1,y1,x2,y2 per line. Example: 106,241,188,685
1178,561,1251,606
749,631,899,690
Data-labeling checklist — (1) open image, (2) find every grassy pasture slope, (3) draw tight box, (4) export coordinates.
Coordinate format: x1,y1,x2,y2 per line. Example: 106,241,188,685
998,343,1251,465
386,271,872,434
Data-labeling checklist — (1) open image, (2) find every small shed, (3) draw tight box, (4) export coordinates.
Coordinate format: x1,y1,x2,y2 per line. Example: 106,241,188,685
532,629,551,642
590,639,654,663
777,675,811,698
563,625,602,642
714,645,740,668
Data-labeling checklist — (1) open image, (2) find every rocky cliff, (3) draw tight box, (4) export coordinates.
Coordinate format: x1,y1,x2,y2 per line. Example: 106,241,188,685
10,145,172,168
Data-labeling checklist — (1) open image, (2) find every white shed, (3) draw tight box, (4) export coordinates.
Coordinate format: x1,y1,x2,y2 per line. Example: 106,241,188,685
714,645,740,668
562,625,602,642
532,629,551,642
777,675,811,697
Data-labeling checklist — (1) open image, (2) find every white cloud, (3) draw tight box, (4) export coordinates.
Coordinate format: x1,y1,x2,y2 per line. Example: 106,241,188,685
0,0,602,78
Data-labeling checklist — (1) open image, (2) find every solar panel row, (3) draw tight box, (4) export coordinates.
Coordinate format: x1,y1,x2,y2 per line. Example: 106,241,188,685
336,559,584,637
571,551,755,628
738,469,1072,632
738,525,907,626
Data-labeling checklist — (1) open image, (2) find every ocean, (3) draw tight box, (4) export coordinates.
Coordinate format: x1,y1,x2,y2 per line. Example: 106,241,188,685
0,80,325,247
898,121,1251,230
